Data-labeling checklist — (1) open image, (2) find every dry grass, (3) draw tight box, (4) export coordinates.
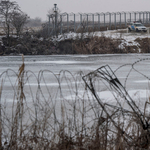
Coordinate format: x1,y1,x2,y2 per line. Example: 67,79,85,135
135,37,150,53
73,35,125,54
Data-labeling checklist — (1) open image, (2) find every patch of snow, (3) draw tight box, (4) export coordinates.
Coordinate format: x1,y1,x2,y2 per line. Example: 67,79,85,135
134,80,149,83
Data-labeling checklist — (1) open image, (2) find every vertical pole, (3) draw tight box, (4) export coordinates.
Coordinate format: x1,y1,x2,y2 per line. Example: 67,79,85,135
134,12,136,21
109,13,111,30
146,12,148,24
67,14,69,33
60,15,62,34
80,14,82,27
120,13,121,28
114,13,116,29
143,12,144,24
74,14,76,32
48,16,50,36
130,13,131,22
55,12,57,36
125,13,126,26
87,14,88,32
54,4,57,36
139,12,141,22
98,14,100,31
92,14,94,30
149,12,150,24
104,13,105,27
53,15,55,36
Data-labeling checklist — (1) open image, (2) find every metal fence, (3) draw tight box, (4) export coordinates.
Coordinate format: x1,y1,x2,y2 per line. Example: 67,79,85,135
48,11,150,36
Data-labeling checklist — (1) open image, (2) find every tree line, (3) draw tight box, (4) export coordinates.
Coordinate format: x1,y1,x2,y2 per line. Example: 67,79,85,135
0,0,29,45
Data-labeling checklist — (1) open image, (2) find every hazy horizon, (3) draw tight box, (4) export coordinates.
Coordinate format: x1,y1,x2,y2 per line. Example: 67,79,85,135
15,0,149,21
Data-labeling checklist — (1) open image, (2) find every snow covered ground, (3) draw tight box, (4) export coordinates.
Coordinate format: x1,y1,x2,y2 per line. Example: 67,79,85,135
53,28,150,52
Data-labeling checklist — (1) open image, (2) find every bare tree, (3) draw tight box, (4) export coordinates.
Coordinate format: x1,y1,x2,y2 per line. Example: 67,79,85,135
26,17,42,27
11,11,29,37
0,0,19,44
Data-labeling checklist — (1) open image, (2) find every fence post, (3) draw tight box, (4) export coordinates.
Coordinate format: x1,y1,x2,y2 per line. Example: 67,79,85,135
98,14,100,31
87,14,88,32
146,12,148,24
54,4,58,36
124,12,126,26
139,12,141,22
109,13,111,30
130,13,131,22
114,13,116,29
120,13,121,28
143,12,144,24
67,14,69,33
48,16,50,36
80,14,82,28
60,15,62,34
149,12,150,24
74,14,76,32
92,14,94,30
134,12,136,21
104,13,105,27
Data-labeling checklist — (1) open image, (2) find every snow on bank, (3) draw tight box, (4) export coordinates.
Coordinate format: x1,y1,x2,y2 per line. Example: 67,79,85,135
100,29,150,50
52,28,150,52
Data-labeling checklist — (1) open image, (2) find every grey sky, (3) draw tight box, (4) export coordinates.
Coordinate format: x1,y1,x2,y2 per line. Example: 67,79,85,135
15,0,149,21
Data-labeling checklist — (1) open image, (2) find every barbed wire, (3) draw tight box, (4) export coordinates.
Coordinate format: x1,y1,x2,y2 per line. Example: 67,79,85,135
0,58,150,149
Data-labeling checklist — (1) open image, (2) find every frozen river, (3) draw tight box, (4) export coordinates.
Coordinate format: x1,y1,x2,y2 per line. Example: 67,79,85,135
0,54,150,102
0,54,150,83
1,54,150,140
0,54,149,73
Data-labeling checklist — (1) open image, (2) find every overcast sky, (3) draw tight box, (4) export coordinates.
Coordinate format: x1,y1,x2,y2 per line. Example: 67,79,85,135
15,0,149,21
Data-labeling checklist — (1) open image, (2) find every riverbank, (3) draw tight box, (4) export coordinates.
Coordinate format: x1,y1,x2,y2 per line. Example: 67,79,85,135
0,29,150,55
